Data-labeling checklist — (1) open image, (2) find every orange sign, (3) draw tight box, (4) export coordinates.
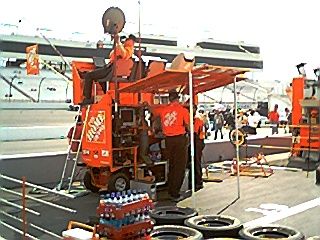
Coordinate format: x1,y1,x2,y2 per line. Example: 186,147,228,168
26,45,39,75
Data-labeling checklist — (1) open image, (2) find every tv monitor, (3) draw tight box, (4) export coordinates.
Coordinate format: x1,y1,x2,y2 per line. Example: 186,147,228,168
120,108,136,127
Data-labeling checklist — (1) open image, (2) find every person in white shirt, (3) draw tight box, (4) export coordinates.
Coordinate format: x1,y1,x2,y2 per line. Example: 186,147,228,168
247,110,257,128
243,110,257,135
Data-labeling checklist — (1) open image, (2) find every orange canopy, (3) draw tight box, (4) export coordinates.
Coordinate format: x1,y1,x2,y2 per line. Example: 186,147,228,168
119,64,247,94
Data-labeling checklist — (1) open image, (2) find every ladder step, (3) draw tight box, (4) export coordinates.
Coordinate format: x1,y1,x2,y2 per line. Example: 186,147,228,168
72,140,81,142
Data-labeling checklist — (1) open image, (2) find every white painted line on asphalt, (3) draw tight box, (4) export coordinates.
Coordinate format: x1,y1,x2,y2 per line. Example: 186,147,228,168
0,151,67,160
244,197,320,227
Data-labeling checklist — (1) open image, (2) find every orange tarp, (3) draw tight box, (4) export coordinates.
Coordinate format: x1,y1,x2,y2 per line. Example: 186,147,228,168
119,64,247,94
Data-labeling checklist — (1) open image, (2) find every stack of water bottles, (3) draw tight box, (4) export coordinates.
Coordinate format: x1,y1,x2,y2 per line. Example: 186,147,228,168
96,189,154,239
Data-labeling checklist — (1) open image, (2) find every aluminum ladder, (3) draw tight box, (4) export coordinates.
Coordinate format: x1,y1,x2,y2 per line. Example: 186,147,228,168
56,105,90,193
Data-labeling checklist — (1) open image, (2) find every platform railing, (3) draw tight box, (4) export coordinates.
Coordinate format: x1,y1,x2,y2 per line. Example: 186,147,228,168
0,174,77,239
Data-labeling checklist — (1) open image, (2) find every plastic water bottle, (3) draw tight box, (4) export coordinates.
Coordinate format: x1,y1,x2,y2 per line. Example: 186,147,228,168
133,190,140,201
121,191,127,204
134,214,140,223
137,189,142,200
143,211,150,220
127,190,134,202
110,192,116,204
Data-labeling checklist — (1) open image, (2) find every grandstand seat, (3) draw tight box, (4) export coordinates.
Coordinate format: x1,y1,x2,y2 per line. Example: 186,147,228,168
96,58,134,83
128,60,146,81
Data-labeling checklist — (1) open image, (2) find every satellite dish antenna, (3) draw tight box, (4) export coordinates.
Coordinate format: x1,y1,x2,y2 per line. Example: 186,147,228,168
102,7,126,35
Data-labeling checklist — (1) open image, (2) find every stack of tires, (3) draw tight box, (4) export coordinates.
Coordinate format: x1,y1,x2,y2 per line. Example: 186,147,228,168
149,206,243,239
149,206,305,239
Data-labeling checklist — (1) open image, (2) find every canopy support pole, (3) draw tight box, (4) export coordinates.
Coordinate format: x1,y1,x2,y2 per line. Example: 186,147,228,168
189,71,196,208
233,76,241,199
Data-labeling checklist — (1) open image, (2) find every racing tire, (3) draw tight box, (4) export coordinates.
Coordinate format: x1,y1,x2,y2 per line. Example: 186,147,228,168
108,171,130,192
184,215,242,238
316,165,320,185
229,128,247,146
239,225,304,240
206,238,240,240
150,225,203,240
150,206,198,225
83,171,100,193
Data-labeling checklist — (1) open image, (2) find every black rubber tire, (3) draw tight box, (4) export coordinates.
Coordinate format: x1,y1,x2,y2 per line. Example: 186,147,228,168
206,238,240,240
107,171,130,192
316,165,320,185
239,225,304,240
83,171,100,193
229,128,247,146
185,215,242,238
150,206,198,225
150,225,203,240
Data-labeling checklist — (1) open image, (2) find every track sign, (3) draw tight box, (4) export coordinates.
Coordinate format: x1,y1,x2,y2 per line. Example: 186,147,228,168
26,44,39,75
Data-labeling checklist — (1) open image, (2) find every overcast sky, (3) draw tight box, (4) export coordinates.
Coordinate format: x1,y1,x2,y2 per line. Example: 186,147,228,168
1,0,320,82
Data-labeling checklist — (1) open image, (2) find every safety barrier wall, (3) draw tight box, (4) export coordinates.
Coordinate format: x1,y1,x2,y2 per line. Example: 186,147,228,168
0,108,76,141
0,101,71,109
0,126,70,141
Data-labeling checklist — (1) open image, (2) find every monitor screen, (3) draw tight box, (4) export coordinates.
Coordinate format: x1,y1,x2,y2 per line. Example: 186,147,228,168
120,108,135,126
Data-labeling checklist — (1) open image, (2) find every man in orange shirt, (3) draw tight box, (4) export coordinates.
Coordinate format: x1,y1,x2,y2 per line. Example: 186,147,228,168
192,107,206,191
159,90,190,201
81,34,136,105
268,104,280,134
67,116,83,152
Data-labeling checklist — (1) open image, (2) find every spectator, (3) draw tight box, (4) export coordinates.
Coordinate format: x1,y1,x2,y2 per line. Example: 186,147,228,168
213,110,224,140
188,105,206,191
96,40,104,49
237,109,248,128
268,104,280,134
198,108,209,138
244,109,257,134
208,110,215,131
283,107,291,133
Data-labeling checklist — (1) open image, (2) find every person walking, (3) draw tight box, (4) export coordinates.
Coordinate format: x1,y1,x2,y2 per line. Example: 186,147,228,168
213,110,224,140
159,90,190,201
283,107,290,133
268,104,280,134
208,110,215,132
